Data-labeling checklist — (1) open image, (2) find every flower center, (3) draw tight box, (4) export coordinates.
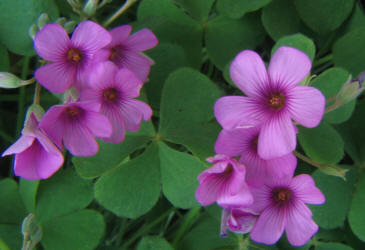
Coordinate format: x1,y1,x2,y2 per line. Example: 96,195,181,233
65,106,83,118
272,187,292,205
109,47,118,61
251,137,259,152
67,48,82,63
103,88,119,103
268,93,285,110
223,164,233,176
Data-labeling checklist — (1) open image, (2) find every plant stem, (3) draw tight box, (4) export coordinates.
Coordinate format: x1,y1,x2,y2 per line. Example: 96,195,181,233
313,54,333,67
16,56,31,136
326,94,337,104
103,0,138,27
294,151,321,168
33,83,41,105
172,207,201,247
325,101,341,113
121,207,174,248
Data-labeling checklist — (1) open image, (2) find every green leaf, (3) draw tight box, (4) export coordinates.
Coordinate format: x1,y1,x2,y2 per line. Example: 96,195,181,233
0,0,59,55
159,67,221,131
262,0,301,41
35,168,93,222
0,43,9,71
0,178,26,224
180,214,236,250
315,242,354,250
95,144,161,218
41,209,105,250
346,3,365,32
349,173,365,241
333,27,365,76
0,238,10,250
294,0,355,34
137,0,202,68
324,100,356,124
145,43,189,109
217,0,271,19
175,0,215,21
73,134,151,178
272,33,316,61
0,225,22,250
137,236,173,250
310,166,356,229
298,122,344,164
158,142,205,209
205,14,265,70
19,179,39,213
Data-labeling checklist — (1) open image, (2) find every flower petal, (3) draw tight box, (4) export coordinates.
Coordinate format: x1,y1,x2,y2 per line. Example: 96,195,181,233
258,113,296,159
121,52,153,82
35,62,75,93
71,21,111,54
218,183,253,208
109,25,132,47
63,123,98,156
125,28,158,51
230,50,269,98
2,136,34,156
87,61,118,90
241,150,267,188
268,46,311,89
101,109,126,144
83,111,112,138
290,174,325,205
120,99,152,131
115,68,143,98
287,86,325,128
265,153,297,179
34,23,70,62
214,96,266,130
195,175,222,206
39,105,66,150
215,128,254,157
285,201,318,246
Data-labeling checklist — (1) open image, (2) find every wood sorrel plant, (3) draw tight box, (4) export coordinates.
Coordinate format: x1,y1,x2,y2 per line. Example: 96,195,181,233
0,0,364,249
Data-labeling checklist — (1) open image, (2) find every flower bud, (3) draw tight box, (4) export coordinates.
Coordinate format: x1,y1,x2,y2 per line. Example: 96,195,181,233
21,214,42,247
319,164,348,180
37,13,49,29
56,17,67,26
83,0,99,17
336,75,365,105
25,104,45,125
0,73,35,89
28,24,38,40
64,21,77,34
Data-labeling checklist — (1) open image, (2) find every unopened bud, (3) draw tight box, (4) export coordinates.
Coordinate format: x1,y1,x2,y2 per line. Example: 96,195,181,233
336,75,365,105
0,73,35,89
64,21,77,34
56,17,67,26
319,164,348,180
28,24,38,40
83,0,100,17
22,214,36,237
21,214,42,248
37,13,49,29
63,87,80,103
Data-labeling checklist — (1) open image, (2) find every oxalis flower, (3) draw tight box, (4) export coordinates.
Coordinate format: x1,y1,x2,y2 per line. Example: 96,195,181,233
215,127,296,187
195,155,253,208
249,174,325,246
81,61,152,143
93,25,158,82
39,101,112,157
214,46,325,159
34,21,111,93
2,113,64,180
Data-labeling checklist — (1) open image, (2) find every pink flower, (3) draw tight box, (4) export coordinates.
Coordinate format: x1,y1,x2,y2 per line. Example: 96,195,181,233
2,113,64,180
34,21,111,93
249,174,325,246
214,47,325,159
227,208,258,234
215,127,296,187
81,61,152,143
195,155,253,208
93,25,158,82
39,101,112,156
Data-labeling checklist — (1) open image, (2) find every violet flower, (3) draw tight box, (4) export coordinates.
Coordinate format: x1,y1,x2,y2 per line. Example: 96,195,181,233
34,21,111,93
227,208,259,234
249,174,325,246
214,46,325,159
195,155,253,208
81,61,152,143
215,127,296,187
2,113,64,180
39,101,112,157
93,25,158,82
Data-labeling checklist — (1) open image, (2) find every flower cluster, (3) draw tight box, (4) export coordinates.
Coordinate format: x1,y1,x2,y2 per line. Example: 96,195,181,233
196,47,326,246
2,21,157,180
